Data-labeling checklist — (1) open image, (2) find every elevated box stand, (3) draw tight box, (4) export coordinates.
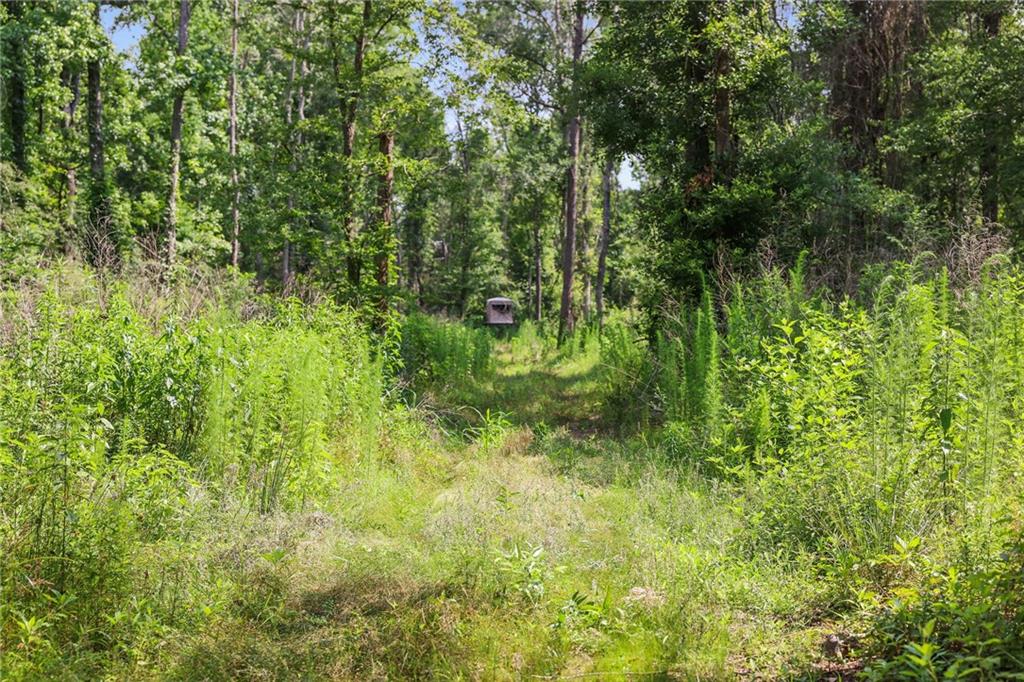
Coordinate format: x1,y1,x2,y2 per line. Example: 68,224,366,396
485,297,515,326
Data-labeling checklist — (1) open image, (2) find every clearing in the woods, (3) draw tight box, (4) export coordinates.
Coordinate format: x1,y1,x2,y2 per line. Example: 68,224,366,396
172,334,844,681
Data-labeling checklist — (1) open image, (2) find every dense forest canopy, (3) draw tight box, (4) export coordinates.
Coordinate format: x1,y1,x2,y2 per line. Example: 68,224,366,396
4,0,1023,331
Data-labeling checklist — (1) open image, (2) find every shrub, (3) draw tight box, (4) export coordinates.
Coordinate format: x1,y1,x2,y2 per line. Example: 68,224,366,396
0,268,381,675
400,312,493,389
603,259,1024,558
861,532,1024,680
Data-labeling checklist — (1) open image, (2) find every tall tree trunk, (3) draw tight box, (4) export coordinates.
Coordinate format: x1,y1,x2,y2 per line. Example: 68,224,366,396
402,186,426,302
7,0,28,175
60,66,81,241
374,130,394,330
579,149,592,321
228,0,241,267
282,9,307,287
558,2,584,344
166,0,191,268
533,197,543,322
336,0,371,287
980,7,1003,224
595,154,614,329
712,34,731,174
581,131,598,319
87,1,112,265
282,13,297,287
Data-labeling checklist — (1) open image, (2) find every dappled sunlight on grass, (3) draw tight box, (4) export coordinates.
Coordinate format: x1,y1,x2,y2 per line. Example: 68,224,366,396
157,334,839,680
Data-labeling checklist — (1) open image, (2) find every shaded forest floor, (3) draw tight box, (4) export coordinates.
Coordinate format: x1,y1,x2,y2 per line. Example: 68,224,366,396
165,336,851,680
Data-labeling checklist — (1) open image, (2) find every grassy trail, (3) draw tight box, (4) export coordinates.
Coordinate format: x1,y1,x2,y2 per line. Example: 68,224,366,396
172,338,835,680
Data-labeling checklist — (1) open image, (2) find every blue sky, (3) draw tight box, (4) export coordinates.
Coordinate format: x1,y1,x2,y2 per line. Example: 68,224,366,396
101,6,143,56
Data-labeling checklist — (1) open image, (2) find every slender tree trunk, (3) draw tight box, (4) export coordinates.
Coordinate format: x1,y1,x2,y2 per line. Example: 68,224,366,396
228,0,241,267
7,0,28,175
579,134,592,321
166,0,191,268
533,199,543,322
558,2,584,344
282,9,307,287
60,66,81,240
402,186,426,302
980,7,1003,224
282,20,296,286
374,130,394,330
336,0,371,287
453,114,473,318
712,0,732,189
713,41,731,173
595,154,614,329
87,1,112,265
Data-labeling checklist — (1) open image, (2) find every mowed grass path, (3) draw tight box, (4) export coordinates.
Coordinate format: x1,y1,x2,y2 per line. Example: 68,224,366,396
166,338,838,681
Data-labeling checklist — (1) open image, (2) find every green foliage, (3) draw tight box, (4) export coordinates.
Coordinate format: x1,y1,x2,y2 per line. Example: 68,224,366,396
861,534,1024,680
0,163,58,281
202,301,380,512
603,259,1024,558
400,311,493,390
599,320,651,429
601,257,1024,673
0,268,381,676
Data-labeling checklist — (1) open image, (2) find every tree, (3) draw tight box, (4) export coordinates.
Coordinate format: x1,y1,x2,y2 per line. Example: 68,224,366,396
282,6,308,287
86,0,113,265
166,0,191,267
373,129,394,329
595,153,614,328
4,1,29,175
557,1,584,342
59,64,81,239
335,0,372,286
228,0,241,267
979,4,1005,224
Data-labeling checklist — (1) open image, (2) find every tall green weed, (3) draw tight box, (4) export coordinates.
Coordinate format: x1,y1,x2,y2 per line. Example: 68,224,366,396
602,259,1024,557
0,270,381,675
400,312,493,389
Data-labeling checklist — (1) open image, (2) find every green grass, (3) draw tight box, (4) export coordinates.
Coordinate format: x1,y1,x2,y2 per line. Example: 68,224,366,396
147,333,838,680
5,264,1022,680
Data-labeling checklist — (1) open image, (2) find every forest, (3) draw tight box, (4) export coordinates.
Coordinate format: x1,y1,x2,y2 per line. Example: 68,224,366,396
2,0,1024,679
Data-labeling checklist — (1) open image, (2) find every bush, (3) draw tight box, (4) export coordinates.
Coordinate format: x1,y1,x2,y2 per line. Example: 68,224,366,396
599,320,652,429
400,312,493,389
601,256,1024,673
603,258,1024,555
861,532,1024,680
0,268,381,675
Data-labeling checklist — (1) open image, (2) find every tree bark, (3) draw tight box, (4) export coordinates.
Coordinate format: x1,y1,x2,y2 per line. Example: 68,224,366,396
60,66,81,239
533,196,543,322
87,0,112,265
282,9,308,287
336,0,372,287
282,12,297,286
713,35,731,173
7,0,28,175
579,159,592,321
228,0,241,267
558,2,584,344
166,0,191,268
402,186,426,302
374,130,394,330
595,154,614,329
980,7,1003,224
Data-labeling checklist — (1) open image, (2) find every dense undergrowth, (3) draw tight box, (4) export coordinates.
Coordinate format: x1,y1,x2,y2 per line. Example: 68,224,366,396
3,259,1024,680
0,267,382,677
601,255,1024,679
